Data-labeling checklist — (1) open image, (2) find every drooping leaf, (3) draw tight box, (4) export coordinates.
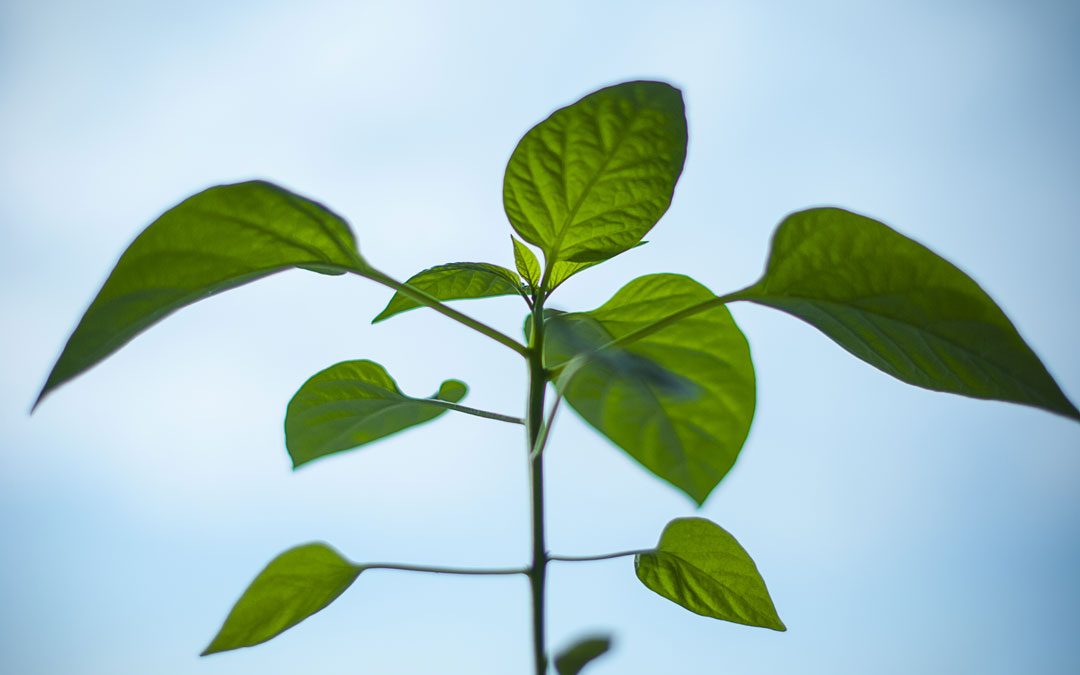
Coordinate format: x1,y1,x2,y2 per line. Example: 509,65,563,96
202,543,361,655
545,274,755,505
734,208,1079,420
555,634,613,675
372,263,525,322
286,360,467,467
636,518,785,631
512,237,542,290
503,81,687,265
35,181,364,409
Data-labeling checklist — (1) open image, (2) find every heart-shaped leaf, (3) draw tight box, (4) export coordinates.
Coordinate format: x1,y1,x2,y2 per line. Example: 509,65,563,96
735,208,1079,420
286,360,467,467
545,274,755,504
202,543,361,655
636,518,785,630
503,80,686,266
36,181,364,409
373,262,525,322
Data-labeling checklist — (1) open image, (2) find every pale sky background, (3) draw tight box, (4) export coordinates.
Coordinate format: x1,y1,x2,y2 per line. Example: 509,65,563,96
2,1,1078,673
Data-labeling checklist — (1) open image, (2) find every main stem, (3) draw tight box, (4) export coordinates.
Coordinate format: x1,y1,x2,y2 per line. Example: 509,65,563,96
526,296,548,675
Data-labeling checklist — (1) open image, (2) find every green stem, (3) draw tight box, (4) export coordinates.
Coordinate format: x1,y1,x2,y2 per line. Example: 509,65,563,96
361,563,527,575
427,400,524,425
526,294,549,675
602,290,744,352
357,267,529,357
548,549,653,563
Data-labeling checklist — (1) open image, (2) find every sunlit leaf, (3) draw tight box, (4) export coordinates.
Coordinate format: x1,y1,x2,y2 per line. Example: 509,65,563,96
36,181,364,409
512,237,542,290
636,518,784,630
503,81,686,265
373,262,525,322
202,543,361,655
735,208,1079,420
286,360,467,467
545,274,755,504
555,634,613,675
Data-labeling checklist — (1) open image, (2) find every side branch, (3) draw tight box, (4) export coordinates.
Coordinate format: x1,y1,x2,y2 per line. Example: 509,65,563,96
429,400,524,425
362,563,527,576
548,549,654,563
356,267,530,357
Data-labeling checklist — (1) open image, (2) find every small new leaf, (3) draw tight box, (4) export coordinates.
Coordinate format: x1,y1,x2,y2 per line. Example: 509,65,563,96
545,274,755,504
511,237,542,290
373,263,525,322
202,543,361,655
636,518,785,631
503,80,687,265
35,181,365,409
286,360,468,467
736,208,1079,420
555,634,613,675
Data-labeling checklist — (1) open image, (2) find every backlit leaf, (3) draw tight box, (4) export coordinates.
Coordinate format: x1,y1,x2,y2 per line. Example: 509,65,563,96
202,543,361,655
555,634,613,675
735,208,1079,420
545,274,755,504
286,360,467,467
503,81,686,265
635,518,784,630
36,181,364,409
512,237,542,290
373,263,525,322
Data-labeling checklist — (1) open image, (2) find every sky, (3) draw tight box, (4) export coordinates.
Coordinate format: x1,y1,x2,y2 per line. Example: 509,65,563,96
2,1,1078,673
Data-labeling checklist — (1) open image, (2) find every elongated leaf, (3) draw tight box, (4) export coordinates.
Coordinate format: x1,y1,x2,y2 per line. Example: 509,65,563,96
636,518,785,630
373,262,524,322
555,634,613,675
735,208,1079,420
202,543,361,655
503,81,687,264
286,360,467,467
35,181,364,409
512,237,542,290
545,274,755,504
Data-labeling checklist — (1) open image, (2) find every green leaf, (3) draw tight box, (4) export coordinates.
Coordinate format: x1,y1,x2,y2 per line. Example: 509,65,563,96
547,241,648,292
635,517,785,631
372,262,525,322
545,274,755,504
512,236,542,290
503,80,687,265
35,180,364,409
202,543,361,655
286,360,468,467
555,634,613,675
735,208,1079,420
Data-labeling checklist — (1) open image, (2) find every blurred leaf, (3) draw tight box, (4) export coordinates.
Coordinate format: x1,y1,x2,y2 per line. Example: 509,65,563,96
512,237,542,290
736,208,1079,420
503,80,686,265
36,181,364,409
286,360,467,467
545,274,755,504
554,634,613,675
373,262,525,322
202,543,361,655
636,518,785,630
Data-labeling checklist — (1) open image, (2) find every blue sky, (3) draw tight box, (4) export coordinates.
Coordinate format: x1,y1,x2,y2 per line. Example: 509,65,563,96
2,1,1078,673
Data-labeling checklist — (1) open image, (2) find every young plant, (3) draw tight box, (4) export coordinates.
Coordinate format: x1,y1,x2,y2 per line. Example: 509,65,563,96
35,81,1078,674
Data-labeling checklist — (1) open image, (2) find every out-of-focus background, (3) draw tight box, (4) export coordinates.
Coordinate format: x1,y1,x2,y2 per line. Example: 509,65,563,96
2,1,1078,673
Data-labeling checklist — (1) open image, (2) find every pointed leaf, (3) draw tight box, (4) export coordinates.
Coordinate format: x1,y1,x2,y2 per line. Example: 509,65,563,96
545,274,755,504
202,543,361,655
555,634,613,675
36,181,364,408
636,518,785,631
373,262,524,322
547,241,648,292
736,208,1078,420
286,360,467,467
512,237,542,290
503,81,687,265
